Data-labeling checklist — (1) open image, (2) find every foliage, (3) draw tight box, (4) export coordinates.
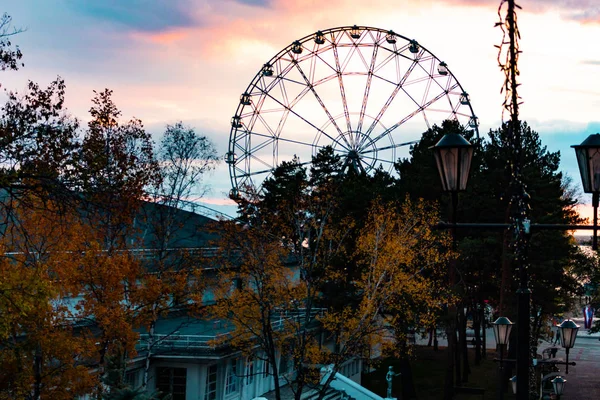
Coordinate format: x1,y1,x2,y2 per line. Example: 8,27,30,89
0,13,24,72
0,198,97,400
77,88,159,249
218,149,452,400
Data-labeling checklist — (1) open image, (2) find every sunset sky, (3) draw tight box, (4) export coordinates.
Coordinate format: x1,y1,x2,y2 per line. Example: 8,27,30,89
2,0,600,231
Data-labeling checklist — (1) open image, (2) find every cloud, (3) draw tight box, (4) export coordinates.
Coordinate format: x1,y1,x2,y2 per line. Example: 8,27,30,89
581,60,600,66
67,0,199,32
441,0,600,24
234,0,271,5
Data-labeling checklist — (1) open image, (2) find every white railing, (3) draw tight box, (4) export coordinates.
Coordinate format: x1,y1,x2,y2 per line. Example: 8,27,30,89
137,332,229,350
138,308,326,352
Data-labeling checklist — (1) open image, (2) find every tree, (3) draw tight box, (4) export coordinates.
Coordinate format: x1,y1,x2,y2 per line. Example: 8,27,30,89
77,89,159,250
147,121,219,254
0,13,24,72
0,197,97,400
137,122,218,389
395,120,584,393
214,149,452,400
0,78,80,227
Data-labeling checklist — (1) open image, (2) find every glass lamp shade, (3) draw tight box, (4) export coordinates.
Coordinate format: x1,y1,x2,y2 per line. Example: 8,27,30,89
492,317,514,346
431,133,474,192
551,376,566,395
572,133,600,193
510,376,517,394
558,319,579,349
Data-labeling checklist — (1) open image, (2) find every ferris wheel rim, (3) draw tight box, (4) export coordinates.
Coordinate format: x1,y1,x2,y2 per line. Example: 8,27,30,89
227,25,479,198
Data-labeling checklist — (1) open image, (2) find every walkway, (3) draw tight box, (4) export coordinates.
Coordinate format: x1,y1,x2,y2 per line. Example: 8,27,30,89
538,317,600,399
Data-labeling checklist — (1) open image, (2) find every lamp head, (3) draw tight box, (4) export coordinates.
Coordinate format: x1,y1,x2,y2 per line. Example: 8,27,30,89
572,133,600,193
431,133,474,192
558,319,579,349
492,317,514,346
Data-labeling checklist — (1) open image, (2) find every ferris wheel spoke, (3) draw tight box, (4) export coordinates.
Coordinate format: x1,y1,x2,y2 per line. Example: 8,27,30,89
255,85,351,151
246,130,331,151
291,57,350,147
356,154,396,164
420,60,435,107
362,56,420,143
357,41,379,134
360,140,420,154
367,89,450,146
332,44,352,135
238,159,313,179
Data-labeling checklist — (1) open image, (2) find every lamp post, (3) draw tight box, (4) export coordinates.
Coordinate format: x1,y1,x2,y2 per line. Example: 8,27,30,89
572,133,600,250
558,319,579,374
492,317,513,400
431,132,474,397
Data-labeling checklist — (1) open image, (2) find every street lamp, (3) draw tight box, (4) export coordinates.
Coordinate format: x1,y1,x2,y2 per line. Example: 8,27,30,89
492,317,513,400
551,376,566,399
558,319,579,374
572,133,600,249
431,132,474,396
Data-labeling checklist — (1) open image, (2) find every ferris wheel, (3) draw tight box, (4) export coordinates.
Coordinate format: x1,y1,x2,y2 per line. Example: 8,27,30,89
227,25,478,197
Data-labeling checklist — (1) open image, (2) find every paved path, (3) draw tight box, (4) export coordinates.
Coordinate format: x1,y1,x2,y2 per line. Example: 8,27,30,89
415,319,600,398
538,318,600,399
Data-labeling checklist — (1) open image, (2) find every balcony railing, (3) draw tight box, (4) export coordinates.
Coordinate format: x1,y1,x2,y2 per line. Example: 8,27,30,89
137,308,326,353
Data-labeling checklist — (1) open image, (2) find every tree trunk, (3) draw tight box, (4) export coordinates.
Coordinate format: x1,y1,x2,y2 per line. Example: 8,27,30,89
33,343,42,400
443,309,456,400
142,320,155,389
473,305,482,366
399,358,417,400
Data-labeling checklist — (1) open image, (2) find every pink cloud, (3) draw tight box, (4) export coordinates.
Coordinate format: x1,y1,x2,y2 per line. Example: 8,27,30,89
131,29,189,44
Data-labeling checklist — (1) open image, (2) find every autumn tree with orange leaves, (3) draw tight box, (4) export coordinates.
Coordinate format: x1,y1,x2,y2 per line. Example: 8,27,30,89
0,198,97,400
212,150,452,400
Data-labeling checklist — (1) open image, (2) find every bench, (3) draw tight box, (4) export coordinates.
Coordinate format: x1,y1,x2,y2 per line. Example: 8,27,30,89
542,347,558,359
454,386,485,399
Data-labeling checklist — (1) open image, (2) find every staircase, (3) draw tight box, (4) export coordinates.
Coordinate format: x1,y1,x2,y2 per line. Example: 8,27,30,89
316,366,384,400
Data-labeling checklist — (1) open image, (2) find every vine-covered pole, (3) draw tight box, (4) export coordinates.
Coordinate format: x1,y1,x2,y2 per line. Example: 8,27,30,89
496,0,533,398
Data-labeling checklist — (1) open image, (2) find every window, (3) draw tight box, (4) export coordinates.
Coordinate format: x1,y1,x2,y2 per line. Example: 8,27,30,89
225,358,238,395
205,364,217,400
125,369,138,388
156,367,186,400
246,357,254,385
279,353,289,374
263,359,270,377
